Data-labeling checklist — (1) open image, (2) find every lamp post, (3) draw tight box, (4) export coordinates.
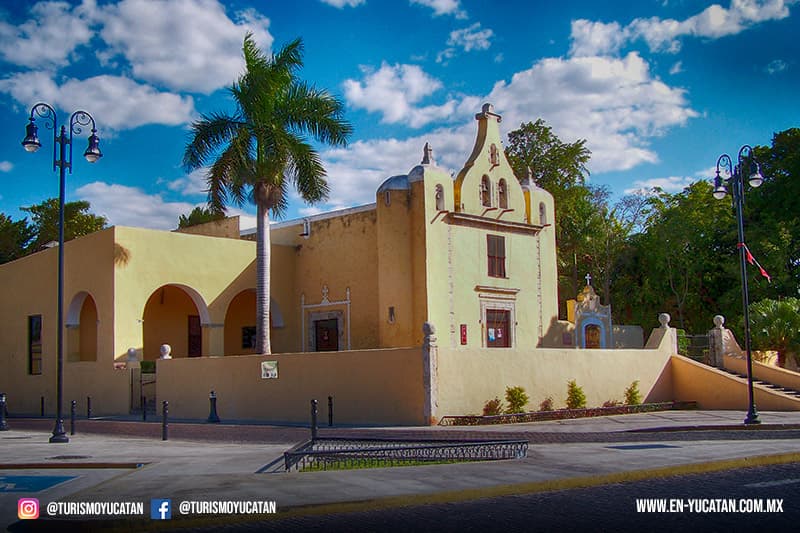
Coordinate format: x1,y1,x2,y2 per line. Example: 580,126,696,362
712,145,763,425
21,103,102,443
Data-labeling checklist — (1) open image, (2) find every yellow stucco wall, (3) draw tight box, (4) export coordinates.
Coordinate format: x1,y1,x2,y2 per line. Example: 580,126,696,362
723,354,800,394
112,226,259,360
672,355,800,410
155,347,425,425
434,342,674,417
0,228,123,414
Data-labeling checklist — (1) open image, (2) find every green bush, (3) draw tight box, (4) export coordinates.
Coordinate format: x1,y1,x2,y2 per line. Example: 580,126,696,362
624,380,642,405
504,386,529,414
566,380,586,409
539,397,554,411
140,360,156,374
482,397,503,416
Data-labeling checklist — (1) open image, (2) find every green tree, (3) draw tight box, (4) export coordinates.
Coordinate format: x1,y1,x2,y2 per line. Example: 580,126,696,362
183,33,351,354
749,298,800,367
504,119,600,310
177,206,225,229
21,198,107,252
0,214,35,264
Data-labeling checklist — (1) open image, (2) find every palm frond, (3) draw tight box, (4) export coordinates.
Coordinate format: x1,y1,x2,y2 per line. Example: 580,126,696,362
183,112,244,171
286,137,329,204
282,82,352,147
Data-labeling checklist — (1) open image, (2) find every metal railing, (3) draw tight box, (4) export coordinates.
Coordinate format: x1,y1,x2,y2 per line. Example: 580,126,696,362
283,437,528,472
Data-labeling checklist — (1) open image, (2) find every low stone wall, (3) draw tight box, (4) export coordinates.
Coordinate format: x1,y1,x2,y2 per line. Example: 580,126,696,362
156,347,425,426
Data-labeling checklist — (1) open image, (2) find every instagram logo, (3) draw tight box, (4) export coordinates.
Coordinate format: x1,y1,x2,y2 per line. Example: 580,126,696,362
18,498,40,520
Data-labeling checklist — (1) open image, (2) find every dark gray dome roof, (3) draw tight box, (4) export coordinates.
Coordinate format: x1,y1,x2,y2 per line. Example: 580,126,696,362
376,174,409,193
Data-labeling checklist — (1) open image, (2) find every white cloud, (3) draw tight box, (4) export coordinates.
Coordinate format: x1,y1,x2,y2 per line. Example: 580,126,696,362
0,72,195,131
320,0,365,7
570,0,796,56
623,175,695,195
447,23,493,51
765,58,788,74
76,181,197,230
167,168,210,196
0,0,94,68
569,20,628,57
410,0,467,18
343,63,474,128
96,0,273,94
0,161,13,172
319,52,697,212
669,61,683,75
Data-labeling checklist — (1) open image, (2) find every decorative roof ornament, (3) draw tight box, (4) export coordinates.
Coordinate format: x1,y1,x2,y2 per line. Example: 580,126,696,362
421,142,435,165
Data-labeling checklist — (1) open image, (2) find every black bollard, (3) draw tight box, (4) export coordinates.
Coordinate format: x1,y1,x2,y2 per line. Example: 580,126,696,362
310,399,318,440
328,395,334,427
207,390,220,423
142,396,147,422
0,393,9,431
87,396,92,419
161,401,169,441
70,400,76,435
40,396,45,417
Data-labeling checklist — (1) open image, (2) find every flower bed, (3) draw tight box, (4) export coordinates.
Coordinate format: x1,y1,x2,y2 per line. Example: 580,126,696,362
438,401,698,426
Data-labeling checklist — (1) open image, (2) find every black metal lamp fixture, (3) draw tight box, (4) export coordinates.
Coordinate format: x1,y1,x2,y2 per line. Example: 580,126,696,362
21,102,102,443
712,144,763,425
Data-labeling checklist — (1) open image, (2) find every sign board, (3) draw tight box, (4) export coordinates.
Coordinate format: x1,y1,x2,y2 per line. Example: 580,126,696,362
460,324,467,345
261,361,278,379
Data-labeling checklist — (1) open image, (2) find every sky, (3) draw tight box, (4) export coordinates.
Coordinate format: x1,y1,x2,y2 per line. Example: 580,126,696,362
0,0,798,231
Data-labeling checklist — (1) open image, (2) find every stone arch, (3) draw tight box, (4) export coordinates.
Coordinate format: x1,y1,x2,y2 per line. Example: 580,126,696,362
481,175,492,207
223,289,285,355
142,284,210,360
434,184,445,211
65,291,98,362
498,179,508,209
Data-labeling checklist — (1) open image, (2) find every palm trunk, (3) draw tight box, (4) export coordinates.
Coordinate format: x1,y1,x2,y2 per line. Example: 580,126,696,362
255,201,272,354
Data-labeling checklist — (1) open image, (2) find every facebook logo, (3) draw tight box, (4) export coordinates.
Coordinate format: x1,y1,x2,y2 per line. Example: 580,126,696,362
151,499,172,520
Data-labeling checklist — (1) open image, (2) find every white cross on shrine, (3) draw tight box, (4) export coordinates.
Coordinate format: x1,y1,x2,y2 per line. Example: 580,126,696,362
585,273,592,286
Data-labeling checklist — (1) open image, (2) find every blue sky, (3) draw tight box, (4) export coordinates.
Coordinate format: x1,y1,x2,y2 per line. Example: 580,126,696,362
0,0,798,230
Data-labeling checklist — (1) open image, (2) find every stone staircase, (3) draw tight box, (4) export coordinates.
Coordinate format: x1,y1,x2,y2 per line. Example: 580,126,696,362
720,368,800,399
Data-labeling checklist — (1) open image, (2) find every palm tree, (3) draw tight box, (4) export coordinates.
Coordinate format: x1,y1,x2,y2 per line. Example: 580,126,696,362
183,33,351,354
749,297,800,368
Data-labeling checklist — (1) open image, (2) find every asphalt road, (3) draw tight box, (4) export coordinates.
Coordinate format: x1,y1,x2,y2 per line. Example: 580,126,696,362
198,462,800,533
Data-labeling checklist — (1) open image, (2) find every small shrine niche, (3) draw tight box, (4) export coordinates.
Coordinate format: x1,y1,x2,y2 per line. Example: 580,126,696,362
573,274,613,349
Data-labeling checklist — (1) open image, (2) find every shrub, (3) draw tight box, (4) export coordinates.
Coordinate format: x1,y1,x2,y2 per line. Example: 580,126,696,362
482,397,503,416
566,380,586,409
624,380,642,405
539,396,554,411
505,386,529,414
602,399,621,408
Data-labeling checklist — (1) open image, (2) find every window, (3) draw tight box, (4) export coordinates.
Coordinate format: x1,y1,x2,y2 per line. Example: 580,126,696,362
481,176,491,207
498,179,508,209
487,235,506,278
242,326,256,350
486,309,510,348
28,315,42,375
539,202,547,225
435,184,444,211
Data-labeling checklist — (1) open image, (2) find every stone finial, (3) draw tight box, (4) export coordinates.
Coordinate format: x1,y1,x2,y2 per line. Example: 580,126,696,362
421,142,435,165
159,344,172,359
658,313,671,328
475,102,502,123
713,315,725,329
127,347,138,362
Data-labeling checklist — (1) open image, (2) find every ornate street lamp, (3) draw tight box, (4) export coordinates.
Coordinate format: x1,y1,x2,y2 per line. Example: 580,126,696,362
21,103,102,443
712,145,763,425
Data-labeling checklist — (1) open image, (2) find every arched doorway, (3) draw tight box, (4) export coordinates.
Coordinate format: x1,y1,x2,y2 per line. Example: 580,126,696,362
224,289,284,355
66,292,98,362
142,285,209,360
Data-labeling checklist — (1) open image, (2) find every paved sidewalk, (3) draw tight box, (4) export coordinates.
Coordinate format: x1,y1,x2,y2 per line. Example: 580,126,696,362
2,410,800,531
